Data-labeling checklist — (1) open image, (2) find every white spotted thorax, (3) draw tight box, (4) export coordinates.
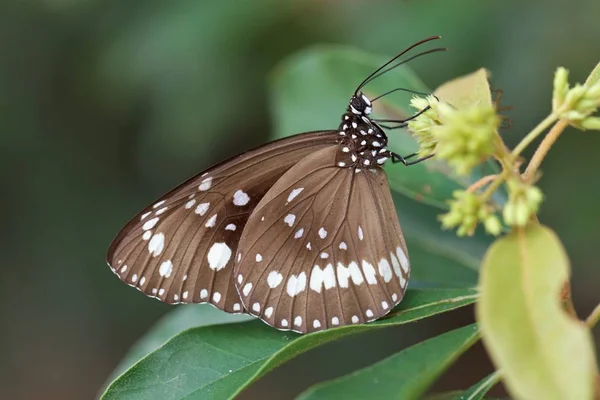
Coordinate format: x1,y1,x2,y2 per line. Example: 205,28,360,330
106,44,426,334
337,92,390,170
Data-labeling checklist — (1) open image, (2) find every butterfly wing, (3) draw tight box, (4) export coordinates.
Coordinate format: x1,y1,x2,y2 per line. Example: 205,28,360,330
234,145,410,333
107,131,339,312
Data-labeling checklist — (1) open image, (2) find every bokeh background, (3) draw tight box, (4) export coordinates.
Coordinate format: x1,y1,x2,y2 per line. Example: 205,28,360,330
2,0,599,399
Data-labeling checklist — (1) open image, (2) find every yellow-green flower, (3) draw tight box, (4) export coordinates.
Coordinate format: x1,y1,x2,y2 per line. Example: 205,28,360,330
552,67,600,130
440,190,501,236
407,95,442,157
431,103,500,175
503,178,544,227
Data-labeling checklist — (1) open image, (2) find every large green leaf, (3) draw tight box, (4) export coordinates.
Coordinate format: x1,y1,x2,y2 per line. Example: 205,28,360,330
106,305,254,383
296,324,479,400
269,45,504,210
101,288,477,400
477,224,598,400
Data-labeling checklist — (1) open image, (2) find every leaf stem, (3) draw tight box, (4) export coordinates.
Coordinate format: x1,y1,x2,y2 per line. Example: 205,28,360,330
511,113,558,158
586,302,600,328
523,119,569,182
481,170,509,202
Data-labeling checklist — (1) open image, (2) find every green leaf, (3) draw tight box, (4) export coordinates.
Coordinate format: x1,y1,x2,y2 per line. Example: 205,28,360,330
434,68,492,109
584,61,600,87
451,371,501,400
101,288,477,400
296,324,479,400
476,224,598,400
106,305,254,383
269,45,503,210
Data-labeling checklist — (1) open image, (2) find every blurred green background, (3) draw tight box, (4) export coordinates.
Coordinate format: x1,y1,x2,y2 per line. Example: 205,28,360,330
1,0,598,399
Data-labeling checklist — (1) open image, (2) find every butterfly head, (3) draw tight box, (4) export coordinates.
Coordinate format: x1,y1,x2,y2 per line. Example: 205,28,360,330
349,92,373,116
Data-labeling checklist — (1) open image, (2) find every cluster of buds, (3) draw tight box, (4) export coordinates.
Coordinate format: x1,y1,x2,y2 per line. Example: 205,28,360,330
408,97,500,175
440,190,502,236
503,178,544,227
553,67,600,130
407,95,442,157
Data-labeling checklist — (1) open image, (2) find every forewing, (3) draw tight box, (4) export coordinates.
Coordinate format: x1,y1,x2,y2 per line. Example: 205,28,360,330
234,146,410,333
107,131,338,312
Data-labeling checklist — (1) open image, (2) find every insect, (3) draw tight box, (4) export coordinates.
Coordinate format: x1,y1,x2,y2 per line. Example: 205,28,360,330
107,36,444,334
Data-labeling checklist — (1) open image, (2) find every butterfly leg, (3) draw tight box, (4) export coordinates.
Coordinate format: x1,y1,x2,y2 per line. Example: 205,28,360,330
391,152,434,166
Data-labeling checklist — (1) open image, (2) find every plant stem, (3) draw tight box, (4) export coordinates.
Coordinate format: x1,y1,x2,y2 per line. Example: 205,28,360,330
511,113,558,158
586,302,600,328
481,170,509,202
523,119,569,182
466,174,498,193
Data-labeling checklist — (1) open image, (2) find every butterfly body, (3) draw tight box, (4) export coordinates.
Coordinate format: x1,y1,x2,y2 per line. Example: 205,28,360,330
107,37,443,334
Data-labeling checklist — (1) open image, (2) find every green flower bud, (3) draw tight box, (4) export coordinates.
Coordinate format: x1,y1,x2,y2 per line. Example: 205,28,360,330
430,104,500,175
552,67,570,112
439,190,501,237
580,116,600,131
503,179,544,228
407,95,442,158
553,66,600,129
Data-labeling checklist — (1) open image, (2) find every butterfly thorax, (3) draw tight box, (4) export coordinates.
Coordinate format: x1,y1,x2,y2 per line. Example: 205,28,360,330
335,93,391,170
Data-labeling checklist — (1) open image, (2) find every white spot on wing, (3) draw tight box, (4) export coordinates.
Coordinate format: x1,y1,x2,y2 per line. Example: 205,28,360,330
284,214,296,227
362,260,377,284
287,188,304,202
294,316,302,327
195,202,210,216
237,274,243,284
182,291,188,300
159,260,173,278
309,264,336,293
390,252,402,278
265,306,273,318
294,228,304,239
366,309,374,318
200,289,208,299
233,303,241,311
313,320,321,329
199,177,212,191
382,301,389,310
213,292,221,302
339,241,347,250
281,319,288,327
148,233,165,257
243,283,252,296
153,200,165,209
336,262,363,287
267,271,283,288
205,214,217,228
131,274,137,283
318,227,327,239
158,288,165,296
185,199,196,209
141,211,151,220
331,317,339,326
252,302,260,312
225,223,236,231
155,207,168,215
358,226,364,240
378,258,393,283
255,253,262,262
392,293,398,302
351,315,359,323
207,242,231,271
143,217,159,231
286,272,307,297
396,246,410,273
142,231,152,240
120,265,127,273
233,190,250,206
320,252,329,259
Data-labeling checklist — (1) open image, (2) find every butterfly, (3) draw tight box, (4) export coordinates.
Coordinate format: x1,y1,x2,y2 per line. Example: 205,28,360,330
106,36,444,334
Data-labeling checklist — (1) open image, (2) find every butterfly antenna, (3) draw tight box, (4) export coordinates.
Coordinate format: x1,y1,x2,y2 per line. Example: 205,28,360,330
355,36,446,95
371,87,431,102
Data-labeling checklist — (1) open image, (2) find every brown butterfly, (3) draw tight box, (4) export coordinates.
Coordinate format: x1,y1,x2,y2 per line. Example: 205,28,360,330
106,36,444,334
